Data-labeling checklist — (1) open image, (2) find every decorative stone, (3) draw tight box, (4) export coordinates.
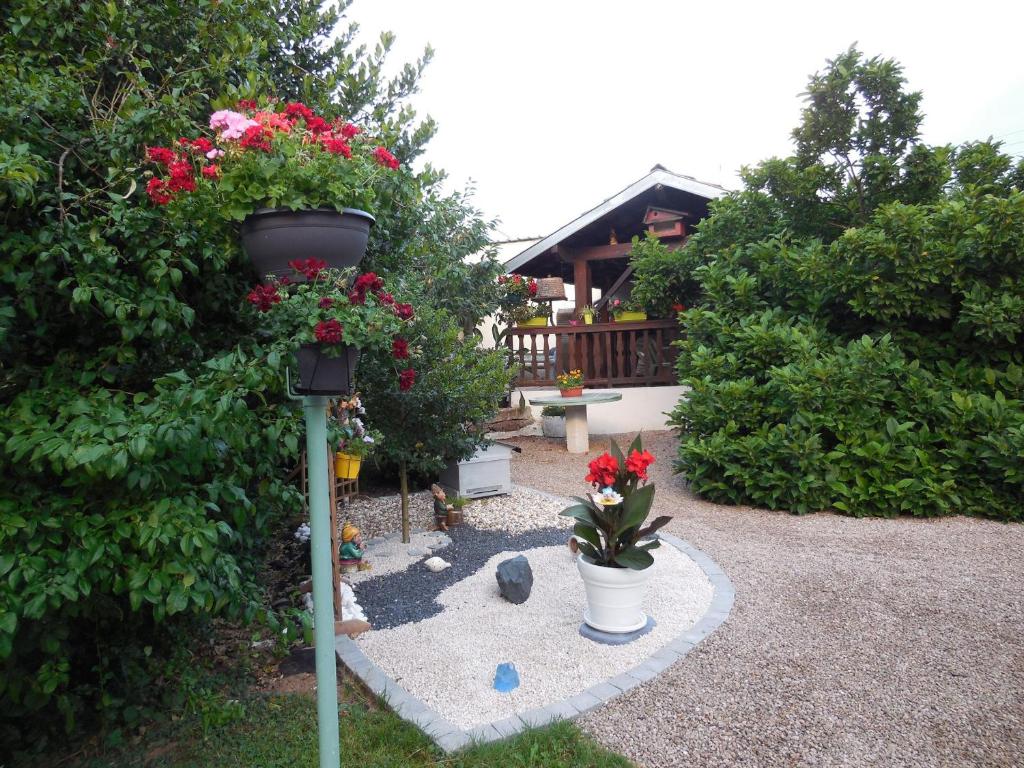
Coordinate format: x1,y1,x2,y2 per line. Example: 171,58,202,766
492,662,520,692
335,619,371,638
424,556,451,573
496,555,533,604
407,546,429,557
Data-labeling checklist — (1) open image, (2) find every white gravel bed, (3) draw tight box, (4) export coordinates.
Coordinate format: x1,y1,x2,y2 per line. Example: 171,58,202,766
340,486,571,539
349,530,451,585
357,542,713,730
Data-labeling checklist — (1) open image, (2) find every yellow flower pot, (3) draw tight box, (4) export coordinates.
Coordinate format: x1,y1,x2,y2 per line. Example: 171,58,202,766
581,315,594,325
334,452,362,480
614,311,647,322
520,316,548,327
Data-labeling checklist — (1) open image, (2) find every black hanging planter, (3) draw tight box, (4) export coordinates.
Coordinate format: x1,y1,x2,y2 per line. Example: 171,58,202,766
240,208,375,281
294,343,360,396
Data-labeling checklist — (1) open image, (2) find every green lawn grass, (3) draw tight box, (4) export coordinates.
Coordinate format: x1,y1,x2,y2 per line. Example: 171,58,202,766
57,689,633,768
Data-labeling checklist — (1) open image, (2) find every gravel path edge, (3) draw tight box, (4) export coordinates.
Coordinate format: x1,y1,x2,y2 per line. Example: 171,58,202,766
334,524,735,754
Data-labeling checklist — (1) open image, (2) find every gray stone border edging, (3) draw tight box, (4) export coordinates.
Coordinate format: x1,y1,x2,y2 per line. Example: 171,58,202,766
335,497,735,753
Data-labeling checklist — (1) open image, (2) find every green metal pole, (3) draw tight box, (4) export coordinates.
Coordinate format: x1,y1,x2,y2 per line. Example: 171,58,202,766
303,395,340,768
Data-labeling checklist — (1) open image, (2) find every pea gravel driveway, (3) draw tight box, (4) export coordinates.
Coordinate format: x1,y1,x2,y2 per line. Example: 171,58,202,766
506,431,1024,768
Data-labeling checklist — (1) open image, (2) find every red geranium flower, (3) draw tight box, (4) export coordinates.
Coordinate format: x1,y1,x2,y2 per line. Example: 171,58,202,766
318,297,334,309
373,146,400,169
146,146,176,166
186,137,214,154
399,368,416,391
353,272,384,294
201,164,220,179
237,98,258,111
166,159,196,192
322,137,352,157
240,124,272,152
288,258,328,280
392,338,409,359
585,452,620,487
394,303,414,320
528,280,538,296
314,319,344,344
146,177,172,205
339,122,361,139
672,302,685,313
306,116,330,134
625,449,656,481
246,283,281,312
347,290,365,306
377,291,394,305
284,102,314,121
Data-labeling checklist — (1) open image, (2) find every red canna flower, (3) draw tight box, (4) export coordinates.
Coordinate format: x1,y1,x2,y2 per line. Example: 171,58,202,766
314,319,344,344
392,337,409,359
585,453,620,487
146,177,172,205
373,146,400,169
625,449,656,481
399,368,416,391
246,283,281,312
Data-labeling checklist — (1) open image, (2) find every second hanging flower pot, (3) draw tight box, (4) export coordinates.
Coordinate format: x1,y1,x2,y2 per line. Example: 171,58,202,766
241,208,375,281
295,343,360,396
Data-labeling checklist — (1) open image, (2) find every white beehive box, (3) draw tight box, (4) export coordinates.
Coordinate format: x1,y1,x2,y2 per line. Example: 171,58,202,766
439,442,516,498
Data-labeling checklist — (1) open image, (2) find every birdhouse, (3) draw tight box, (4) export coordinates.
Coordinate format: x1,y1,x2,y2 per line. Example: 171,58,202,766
643,206,688,240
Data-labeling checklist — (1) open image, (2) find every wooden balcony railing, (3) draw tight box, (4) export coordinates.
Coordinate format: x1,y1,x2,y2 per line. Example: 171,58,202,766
507,320,680,388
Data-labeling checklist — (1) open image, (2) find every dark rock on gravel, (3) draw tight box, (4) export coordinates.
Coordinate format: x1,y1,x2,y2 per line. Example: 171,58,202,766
496,555,533,604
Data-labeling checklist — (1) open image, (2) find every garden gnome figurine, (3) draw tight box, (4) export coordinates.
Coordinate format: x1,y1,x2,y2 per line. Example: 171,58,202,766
431,483,452,532
340,522,371,572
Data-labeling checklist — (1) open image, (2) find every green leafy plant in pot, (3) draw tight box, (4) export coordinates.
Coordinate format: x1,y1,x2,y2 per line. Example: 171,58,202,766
144,99,410,279
560,435,670,632
245,263,416,395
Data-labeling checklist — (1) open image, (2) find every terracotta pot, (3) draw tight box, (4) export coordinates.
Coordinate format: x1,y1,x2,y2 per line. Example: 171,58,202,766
446,509,464,527
294,343,359,396
240,207,375,281
577,555,652,633
334,452,362,480
559,386,583,397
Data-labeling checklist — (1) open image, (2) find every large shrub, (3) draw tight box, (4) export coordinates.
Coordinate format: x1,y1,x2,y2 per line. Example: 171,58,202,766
662,48,1024,520
0,0,502,749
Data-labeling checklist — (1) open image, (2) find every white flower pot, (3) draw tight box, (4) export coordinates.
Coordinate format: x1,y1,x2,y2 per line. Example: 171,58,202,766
541,415,566,437
576,554,652,633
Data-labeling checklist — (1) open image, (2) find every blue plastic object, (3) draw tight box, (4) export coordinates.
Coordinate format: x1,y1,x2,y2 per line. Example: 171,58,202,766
493,662,520,692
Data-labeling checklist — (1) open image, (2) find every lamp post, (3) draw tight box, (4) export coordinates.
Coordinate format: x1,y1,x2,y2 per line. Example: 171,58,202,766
287,373,340,768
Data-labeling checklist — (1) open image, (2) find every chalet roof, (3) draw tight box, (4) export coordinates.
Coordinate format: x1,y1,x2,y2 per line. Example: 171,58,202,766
504,165,727,273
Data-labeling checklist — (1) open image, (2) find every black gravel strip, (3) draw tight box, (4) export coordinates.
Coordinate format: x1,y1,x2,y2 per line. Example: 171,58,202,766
355,525,569,630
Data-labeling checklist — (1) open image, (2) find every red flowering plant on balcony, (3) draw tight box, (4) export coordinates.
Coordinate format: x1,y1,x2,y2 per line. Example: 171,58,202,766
496,273,540,325
142,99,409,219
559,435,671,570
245,263,417,390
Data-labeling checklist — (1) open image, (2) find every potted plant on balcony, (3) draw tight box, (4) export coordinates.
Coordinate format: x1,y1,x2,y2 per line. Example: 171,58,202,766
560,436,671,633
245,262,415,395
556,369,584,397
610,298,647,323
144,99,409,279
577,305,595,325
330,394,381,479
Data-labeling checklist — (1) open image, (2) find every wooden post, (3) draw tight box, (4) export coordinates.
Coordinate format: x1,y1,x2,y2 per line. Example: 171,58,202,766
573,258,590,311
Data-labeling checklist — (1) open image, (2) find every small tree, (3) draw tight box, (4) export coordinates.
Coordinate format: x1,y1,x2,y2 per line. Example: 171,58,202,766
360,308,510,541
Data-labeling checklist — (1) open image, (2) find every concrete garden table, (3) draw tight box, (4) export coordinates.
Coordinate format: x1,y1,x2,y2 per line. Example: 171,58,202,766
527,392,622,453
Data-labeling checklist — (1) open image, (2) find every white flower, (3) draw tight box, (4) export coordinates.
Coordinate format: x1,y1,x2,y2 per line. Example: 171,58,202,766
593,488,624,506
294,522,311,543
362,435,375,444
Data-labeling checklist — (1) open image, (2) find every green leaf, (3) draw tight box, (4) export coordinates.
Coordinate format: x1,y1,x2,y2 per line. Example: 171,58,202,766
615,483,655,536
613,545,654,570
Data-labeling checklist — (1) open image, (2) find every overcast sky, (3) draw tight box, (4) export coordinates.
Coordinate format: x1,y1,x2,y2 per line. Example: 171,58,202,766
348,1,1024,240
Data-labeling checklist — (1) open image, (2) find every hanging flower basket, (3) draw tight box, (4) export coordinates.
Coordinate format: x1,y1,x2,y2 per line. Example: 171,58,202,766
240,207,375,281
294,343,360,396
334,452,362,479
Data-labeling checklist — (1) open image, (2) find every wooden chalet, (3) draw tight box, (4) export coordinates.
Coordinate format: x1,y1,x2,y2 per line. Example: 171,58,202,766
503,165,725,389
